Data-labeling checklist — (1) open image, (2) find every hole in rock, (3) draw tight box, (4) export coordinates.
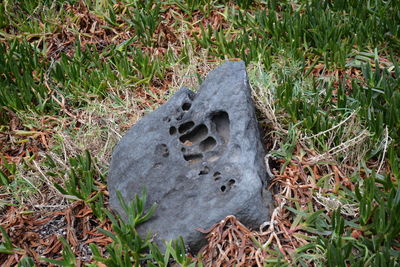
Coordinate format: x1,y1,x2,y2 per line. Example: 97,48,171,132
178,121,195,134
169,126,176,135
220,185,226,192
211,111,230,141
182,102,191,111
163,117,171,122
179,124,208,145
188,92,195,101
228,179,236,186
199,166,209,175
155,144,169,157
199,136,217,152
230,144,242,161
181,147,186,152
183,153,203,163
153,163,162,169
176,113,184,121
213,171,221,181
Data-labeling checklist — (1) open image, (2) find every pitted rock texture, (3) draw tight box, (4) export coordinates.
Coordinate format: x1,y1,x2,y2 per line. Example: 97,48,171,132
108,60,269,252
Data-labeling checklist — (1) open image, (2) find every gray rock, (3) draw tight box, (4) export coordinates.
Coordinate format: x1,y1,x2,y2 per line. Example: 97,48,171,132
108,60,269,252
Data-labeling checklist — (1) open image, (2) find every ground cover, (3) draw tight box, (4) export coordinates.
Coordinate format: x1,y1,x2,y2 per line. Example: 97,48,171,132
0,0,399,266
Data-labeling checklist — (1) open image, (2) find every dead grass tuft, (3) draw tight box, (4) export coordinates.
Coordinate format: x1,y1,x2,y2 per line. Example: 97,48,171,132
46,0,132,59
197,215,267,266
0,201,112,266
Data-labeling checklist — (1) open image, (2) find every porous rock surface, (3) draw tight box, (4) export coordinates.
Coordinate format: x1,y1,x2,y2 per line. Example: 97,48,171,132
108,60,269,252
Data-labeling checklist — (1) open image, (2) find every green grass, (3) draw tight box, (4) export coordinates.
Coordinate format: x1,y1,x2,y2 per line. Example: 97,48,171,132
1,0,400,266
